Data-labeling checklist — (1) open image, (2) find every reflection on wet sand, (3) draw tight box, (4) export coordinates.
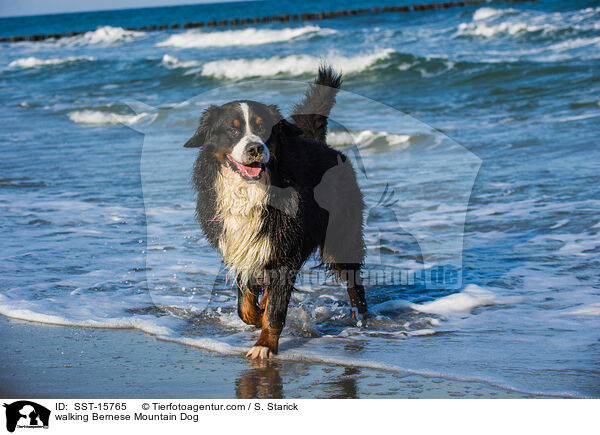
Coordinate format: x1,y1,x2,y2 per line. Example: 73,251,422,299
235,358,363,399
328,367,360,399
236,360,284,399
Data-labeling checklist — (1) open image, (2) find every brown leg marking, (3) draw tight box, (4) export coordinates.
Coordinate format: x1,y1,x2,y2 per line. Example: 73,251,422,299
246,291,282,359
254,324,282,353
239,290,263,327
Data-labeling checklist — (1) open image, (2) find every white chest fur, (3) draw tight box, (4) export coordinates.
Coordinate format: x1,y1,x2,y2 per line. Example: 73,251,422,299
215,166,272,285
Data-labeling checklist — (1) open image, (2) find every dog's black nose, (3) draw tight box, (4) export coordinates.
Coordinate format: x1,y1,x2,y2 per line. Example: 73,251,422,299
246,142,265,158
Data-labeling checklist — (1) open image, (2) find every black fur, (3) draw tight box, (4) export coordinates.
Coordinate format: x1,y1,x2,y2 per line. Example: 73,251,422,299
291,64,342,142
185,67,366,356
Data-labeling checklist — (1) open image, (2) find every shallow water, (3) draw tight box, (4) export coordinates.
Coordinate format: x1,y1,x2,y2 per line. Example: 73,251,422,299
1,0,599,397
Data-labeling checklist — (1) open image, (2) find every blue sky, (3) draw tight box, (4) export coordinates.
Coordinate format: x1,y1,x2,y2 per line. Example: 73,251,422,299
0,0,237,17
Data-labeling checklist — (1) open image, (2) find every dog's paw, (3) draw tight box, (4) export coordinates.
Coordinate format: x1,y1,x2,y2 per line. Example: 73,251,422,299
246,346,272,359
351,308,370,327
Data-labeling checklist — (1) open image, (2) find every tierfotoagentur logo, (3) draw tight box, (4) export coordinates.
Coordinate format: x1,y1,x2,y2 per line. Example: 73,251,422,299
3,401,50,432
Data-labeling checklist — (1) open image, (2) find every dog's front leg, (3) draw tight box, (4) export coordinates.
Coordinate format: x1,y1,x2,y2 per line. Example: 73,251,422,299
246,270,294,359
237,282,263,327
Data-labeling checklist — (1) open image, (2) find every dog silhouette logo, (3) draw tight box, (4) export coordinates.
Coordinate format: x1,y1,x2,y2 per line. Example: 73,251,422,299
3,401,50,432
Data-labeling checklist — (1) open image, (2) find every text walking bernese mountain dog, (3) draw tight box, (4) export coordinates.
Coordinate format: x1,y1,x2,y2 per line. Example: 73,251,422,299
184,66,367,359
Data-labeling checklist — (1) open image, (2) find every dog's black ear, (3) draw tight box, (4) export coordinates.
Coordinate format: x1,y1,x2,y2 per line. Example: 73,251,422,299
267,104,283,122
266,104,299,137
264,103,300,139
184,134,202,148
267,104,303,138
275,119,303,137
184,105,222,148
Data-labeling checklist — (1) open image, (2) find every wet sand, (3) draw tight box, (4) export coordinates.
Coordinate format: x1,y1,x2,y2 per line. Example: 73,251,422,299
0,316,535,399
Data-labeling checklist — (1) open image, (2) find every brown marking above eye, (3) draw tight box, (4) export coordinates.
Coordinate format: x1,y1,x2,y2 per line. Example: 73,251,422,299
255,117,262,125
233,119,240,127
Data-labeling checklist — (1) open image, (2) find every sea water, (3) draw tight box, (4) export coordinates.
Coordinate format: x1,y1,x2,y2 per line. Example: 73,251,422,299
0,0,599,397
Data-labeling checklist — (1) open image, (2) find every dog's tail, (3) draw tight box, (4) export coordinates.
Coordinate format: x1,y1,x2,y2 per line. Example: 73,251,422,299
291,64,342,142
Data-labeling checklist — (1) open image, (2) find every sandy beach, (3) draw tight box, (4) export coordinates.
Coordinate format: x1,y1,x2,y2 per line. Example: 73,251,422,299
1,316,541,399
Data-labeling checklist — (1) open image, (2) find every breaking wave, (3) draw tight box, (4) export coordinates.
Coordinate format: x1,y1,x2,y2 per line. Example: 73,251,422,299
68,109,155,126
457,6,600,39
160,54,202,69
457,20,556,38
472,7,516,21
157,25,336,48
8,56,95,69
328,129,414,153
199,49,394,79
65,26,145,46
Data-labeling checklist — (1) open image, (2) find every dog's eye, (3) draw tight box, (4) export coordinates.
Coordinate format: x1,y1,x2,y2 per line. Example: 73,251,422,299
228,127,240,137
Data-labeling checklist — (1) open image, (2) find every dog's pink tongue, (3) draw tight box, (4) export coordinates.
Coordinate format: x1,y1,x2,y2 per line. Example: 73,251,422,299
227,155,262,178
240,164,262,178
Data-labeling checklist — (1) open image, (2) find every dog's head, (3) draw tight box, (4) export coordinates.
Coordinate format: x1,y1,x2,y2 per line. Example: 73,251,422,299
184,100,301,183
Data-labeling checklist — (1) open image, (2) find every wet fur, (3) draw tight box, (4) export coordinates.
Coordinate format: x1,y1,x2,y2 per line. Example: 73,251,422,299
215,165,272,285
187,66,367,357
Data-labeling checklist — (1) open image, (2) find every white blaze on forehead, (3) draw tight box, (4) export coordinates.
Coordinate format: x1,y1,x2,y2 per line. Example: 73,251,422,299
230,102,270,164
240,101,252,133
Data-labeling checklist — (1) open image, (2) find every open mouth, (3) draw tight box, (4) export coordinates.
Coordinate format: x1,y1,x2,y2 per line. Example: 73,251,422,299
226,155,264,181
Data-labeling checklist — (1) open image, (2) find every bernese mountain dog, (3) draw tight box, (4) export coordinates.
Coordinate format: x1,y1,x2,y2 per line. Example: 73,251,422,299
184,66,367,359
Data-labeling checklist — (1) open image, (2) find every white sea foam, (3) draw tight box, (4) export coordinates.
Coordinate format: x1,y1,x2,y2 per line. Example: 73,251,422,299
371,284,511,317
157,25,336,48
473,7,515,21
160,54,202,69
8,56,95,69
458,6,600,42
199,49,394,79
66,25,145,46
327,129,411,151
0,294,176,336
68,109,155,126
414,284,504,315
546,36,600,60
456,21,553,38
